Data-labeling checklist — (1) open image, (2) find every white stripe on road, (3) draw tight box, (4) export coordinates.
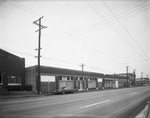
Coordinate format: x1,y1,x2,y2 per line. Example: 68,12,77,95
130,92,138,95
80,100,111,109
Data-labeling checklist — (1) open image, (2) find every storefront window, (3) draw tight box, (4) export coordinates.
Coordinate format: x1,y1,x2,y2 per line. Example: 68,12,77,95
8,76,21,85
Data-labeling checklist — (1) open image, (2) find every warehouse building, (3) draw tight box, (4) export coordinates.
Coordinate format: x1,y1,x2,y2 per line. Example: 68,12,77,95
0,49,25,90
118,73,136,87
104,74,127,88
25,65,130,94
136,77,149,86
25,65,105,93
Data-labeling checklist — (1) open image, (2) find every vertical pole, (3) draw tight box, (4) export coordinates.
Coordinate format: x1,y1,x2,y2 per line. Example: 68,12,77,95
147,75,149,85
81,63,84,79
81,63,84,90
80,63,85,90
133,69,136,87
126,66,129,87
33,16,47,95
38,18,41,95
141,72,143,86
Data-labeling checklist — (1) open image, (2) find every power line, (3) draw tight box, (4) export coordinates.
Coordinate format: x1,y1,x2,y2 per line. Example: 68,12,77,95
86,0,148,60
0,47,35,57
2,0,150,40
47,1,150,36
102,0,149,59
42,57,79,66
2,47,149,75
69,34,121,63
6,0,150,37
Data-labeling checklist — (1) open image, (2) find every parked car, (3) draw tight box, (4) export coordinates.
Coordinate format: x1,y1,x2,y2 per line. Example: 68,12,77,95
55,87,78,94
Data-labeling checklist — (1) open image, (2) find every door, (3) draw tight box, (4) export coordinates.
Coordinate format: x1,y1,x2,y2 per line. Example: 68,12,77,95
41,75,56,93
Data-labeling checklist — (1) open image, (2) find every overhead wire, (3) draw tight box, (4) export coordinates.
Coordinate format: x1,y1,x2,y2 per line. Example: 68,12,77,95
46,1,150,36
86,0,147,61
102,0,149,59
1,0,149,73
1,3,33,21
0,37,35,50
7,0,150,37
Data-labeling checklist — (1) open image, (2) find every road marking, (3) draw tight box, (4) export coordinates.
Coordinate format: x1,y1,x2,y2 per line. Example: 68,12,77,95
130,92,138,95
80,100,110,109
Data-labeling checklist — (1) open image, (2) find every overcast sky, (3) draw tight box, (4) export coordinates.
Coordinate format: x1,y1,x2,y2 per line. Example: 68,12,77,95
0,0,150,78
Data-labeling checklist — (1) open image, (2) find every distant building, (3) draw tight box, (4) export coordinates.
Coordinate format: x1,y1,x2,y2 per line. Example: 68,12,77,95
136,77,149,85
104,74,127,88
0,49,25,90
117,73,136,87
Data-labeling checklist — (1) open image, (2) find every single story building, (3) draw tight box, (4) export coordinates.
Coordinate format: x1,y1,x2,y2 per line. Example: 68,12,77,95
118,73,136,87
25,65,105,93
25,66,131,94
136,78,149,86
104,74,127,88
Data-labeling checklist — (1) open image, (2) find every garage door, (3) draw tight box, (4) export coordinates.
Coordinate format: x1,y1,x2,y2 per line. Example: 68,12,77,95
88,81,96,88
41,75,56,93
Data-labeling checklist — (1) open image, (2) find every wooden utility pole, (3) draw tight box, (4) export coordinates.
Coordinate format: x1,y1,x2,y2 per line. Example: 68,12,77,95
80,63,85,79
33,16,47,94
147,75,149,85
133,69,136,86
126,66,129,87
79,63,85,90
141,72,143,86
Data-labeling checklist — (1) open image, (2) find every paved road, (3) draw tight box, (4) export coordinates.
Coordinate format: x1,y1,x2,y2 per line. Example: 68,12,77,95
1,86,150,118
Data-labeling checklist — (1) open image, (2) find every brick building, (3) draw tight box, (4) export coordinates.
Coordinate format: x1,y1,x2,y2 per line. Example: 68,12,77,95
25,65,105,93
0,49,25,90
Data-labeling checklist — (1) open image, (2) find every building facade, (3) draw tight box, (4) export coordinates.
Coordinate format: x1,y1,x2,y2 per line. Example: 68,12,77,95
25,65,105,93
25,66,130,93
104,74,127,88
0,49,25,90
118,73,136,87
136,77,149,86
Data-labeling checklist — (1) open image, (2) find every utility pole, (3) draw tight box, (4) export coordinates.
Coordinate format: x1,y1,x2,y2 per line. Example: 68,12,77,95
33,16,47,95
141,72,143,86
133,69,136,87
126,66,129,87
80,63,85,90
80,63,85,79
147,75,149,85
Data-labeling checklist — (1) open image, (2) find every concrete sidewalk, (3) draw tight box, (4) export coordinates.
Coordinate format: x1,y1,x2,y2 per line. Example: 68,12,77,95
0,91,46,99
135,103,150,118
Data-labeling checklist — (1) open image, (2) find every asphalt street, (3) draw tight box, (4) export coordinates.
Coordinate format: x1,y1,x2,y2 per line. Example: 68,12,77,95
1,86,150,118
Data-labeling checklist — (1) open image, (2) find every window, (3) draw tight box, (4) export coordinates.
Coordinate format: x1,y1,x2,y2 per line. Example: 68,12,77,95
8,76,21,85
71,77,74,80
80,77,83,80
62,76,67,81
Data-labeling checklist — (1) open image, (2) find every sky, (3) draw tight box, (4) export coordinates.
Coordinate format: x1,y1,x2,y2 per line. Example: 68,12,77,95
0,0,150,78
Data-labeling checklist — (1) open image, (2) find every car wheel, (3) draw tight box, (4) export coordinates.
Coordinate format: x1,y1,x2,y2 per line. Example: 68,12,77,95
62,91,65,94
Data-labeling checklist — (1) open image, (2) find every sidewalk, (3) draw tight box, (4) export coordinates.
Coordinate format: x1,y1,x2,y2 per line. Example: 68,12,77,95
0,91,46,99
135,102,150,118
